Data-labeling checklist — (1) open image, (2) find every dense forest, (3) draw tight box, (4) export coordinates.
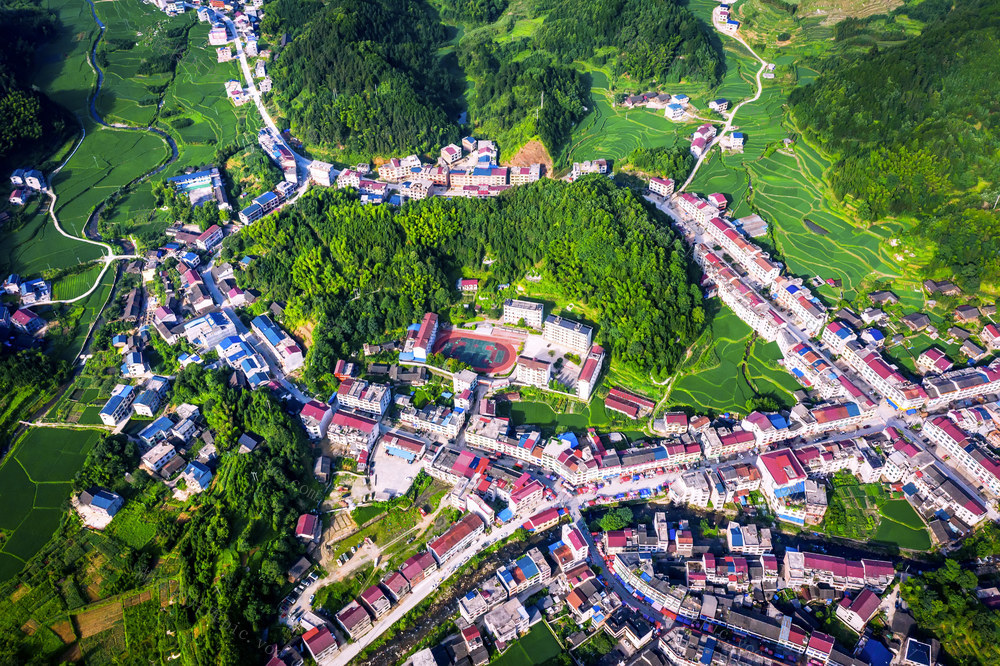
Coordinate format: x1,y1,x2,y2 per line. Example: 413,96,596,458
439,0,508,24
270,0,460,157
222,178,704,395
533,0,722,84
459,35,589,157
621,145,693,180
0,0,71,166
791,0,1000,288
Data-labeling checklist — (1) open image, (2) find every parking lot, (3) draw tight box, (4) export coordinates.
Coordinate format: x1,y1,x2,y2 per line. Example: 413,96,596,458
369,441,427,498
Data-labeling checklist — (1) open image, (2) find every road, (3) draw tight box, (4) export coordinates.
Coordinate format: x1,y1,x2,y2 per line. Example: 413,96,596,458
679,20,767,193
331,519,524,665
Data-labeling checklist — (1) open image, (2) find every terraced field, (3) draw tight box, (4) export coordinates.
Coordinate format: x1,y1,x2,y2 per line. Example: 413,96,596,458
0,204,104,278
669,309,799,416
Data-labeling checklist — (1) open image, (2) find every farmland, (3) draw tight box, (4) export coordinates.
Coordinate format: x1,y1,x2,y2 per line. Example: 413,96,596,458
0,204,104,280
0,428,101,581
668,308,799,416
820,476,931,551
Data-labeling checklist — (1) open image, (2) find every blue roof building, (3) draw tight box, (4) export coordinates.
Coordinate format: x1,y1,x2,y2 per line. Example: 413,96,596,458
182,461,213,492
139,415,174,446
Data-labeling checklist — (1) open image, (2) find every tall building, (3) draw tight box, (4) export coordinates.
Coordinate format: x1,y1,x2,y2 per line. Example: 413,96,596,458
543,315,593,353
503,299,544,329
576,345,605,400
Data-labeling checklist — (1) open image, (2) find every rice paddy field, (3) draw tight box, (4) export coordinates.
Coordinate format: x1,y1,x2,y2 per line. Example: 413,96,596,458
0,428,101,582
0,204,104,279
668,308,800,416
52,262,106,300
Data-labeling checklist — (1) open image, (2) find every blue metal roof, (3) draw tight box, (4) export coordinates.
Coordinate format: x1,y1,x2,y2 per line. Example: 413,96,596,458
517,555,539,580
256,191,278,205
90,490,121,513
139,415,174,441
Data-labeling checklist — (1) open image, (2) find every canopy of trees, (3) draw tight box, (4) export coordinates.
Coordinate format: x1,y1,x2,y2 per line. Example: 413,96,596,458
271,0,460,156
0,0,70,163
459,36,589,157
222,177,703,395
439,0,508,24
534,0,722,85
622,145,693,180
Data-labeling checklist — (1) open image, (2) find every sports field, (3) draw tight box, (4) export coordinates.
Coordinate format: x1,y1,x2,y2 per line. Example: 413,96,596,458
434,331,516,373
669,309,799,416
0,427,101,581
493,623,562,666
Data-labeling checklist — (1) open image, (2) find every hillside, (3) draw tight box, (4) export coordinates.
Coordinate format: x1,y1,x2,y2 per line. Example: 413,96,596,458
220,178,705,394
790,0,1000,288
270,0,461,157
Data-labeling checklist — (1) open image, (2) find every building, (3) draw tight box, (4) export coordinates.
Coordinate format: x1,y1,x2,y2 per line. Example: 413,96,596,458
195,224,223,251
133,376,169,417
783,550,895,592
483,598,529,643
295,514,321,542
336,600,372,641
180,461,213,492
440,143,462,164
509,164,541,185
79,488,124,518
576,344,605,400
756,448,810,524
503,299,544,328
327,410,380,453
381,571,410,602
509,480,544,515
726,522,772,555
299,400,333,440
399,404,465,439
649,177,675,197
99,384,135,426
301,625,339,663
413,312,438,361
141,442,178,474
251,315,304,373
380,431,428,463
400,552,438,586
427,513,485,564
308,161,336,187
515,356,551,388
336,378,391,416
359,585,392,619
835,589,882,633
11,308,44,334
542,315,593,353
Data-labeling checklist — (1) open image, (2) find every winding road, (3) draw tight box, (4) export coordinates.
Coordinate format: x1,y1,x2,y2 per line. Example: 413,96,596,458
679,23,768,193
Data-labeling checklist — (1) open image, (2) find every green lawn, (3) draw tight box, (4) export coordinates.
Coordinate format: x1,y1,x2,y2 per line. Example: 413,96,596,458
493,623,562,666
0,427,101,581
106,505,157,550
508,398,614,432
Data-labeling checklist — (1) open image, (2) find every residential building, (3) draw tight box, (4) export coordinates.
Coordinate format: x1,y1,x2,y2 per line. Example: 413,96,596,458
381,571,410,602
180,461,213,492
79,488,124,518
99,384,135,426
336,600,372,641
923,416,1000,497
440,143,461,164
782,550,895,592
400,552,438,586
11,308,44,334
308,161,336,187
453,369,478,393
509,164,541,185
399,404,464,439
141,442,177,474
509,480,544,515
427,513,485,564
327,410,380,453
726,522,772,555
380,431,428,463
301,625,339,663
483,598,529,643
299,400,332,440
195,224,223,251
336,378,391,416
359,585,391,619
649,177,675,197
835,589,882,633
138,415,174,447
295,514,321,542
413,312,438,361
576,344,605,400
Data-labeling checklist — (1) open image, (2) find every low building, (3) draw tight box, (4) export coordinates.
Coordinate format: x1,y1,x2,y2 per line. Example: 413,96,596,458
649,177,675,197
295,514,321,542
79,488,124,518
99,384,136,426
427,513,485,564
299,400,333,440
336,600,372,641
483,598,529,644
835,589,881,633
359,584,392,619
141,442,177,474
301,625,339,663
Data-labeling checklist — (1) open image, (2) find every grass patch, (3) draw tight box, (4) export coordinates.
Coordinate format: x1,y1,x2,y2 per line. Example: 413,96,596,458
493,622,561,666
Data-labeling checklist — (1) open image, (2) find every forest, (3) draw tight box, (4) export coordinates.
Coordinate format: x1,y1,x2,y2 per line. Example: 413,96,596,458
533,0,722,85
270,0,460,157
0,0,72,166
221,177,704,396
459,35,589,157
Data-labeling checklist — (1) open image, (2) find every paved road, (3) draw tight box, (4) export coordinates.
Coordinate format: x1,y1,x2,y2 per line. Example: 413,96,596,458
331,519,524,665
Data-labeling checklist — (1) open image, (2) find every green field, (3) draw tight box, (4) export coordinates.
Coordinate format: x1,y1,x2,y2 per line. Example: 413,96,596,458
106,504,157,550
0,427,101,581
509,399,610,431
0,204,104,279
493,623,562,666
668,308,799,416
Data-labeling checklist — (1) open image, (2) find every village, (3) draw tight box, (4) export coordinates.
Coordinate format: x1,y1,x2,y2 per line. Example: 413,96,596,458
2,1,998,666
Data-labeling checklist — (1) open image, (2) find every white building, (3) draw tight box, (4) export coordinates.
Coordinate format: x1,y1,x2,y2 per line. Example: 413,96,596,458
543,315,593,353
515,356,552,388
503,299,544,328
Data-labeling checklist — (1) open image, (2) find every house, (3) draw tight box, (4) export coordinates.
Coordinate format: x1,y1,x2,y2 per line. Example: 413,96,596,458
19,278,51,305
427,513,485,564
301,625,339,663
251,314,304,373
359,585,391,618
961,340,987,360
23,169,44,190
708,98,729,112
180,461,213,492
440,143,462,164
121,351,151,378
483,598,529,644
238,432,262,454
665,103,685,120
99,384,135,426
11,308,44,335
456,278,479,292
955,305,981,323
399,552,437,586
295,514,321,542
8,189,28,206
982,323,1000,350
133,376,170,417
196,224,223,251
314,455,331,482
79,488,124,518
649,177,674,197
381,571,410,602
141,442,178,474
299,400,333,440
515,356,551,388
336,600,373,640
835,589,881,633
